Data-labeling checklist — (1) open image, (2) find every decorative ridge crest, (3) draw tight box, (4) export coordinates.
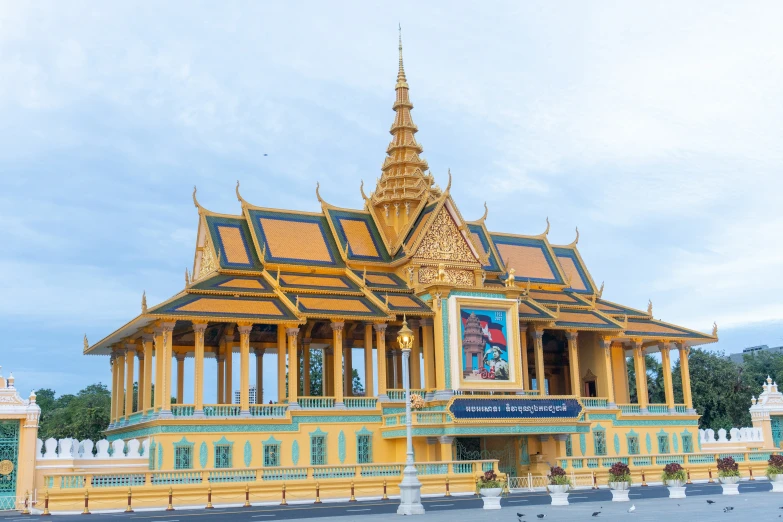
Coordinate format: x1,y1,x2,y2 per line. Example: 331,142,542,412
236,180,249,206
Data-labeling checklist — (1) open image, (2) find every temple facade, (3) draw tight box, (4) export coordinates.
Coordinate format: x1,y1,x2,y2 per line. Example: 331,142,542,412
84,36,719,482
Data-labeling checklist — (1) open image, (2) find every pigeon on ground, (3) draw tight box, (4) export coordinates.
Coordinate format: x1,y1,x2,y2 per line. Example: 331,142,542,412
537,515,545,520
627,504,636,513
723,507,734,513
706,500,715,504
517,514,525,522
592,512,601,517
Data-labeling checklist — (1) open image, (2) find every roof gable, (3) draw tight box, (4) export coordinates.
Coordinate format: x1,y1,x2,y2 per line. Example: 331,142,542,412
204,215,263,271
324,207,392,263
490,233,566,286
552,246,595,294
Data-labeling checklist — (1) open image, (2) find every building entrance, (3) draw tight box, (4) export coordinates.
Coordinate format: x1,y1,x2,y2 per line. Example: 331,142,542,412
0,420,19,511
455,436,519,476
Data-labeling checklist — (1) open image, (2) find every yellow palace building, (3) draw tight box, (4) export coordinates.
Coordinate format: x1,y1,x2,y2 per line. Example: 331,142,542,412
75,37,724,504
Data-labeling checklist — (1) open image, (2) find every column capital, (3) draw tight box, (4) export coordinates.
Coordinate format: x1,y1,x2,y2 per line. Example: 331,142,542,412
659,341,672,352
437,436,454,445
531,326,544,340
216,354,225,363
237,324,253,335
373,323,387,333
632,338,644,351
136,349,145,360
124,343,137,354
565,330,578,341
286,327,300,338
301,337,312,346
160,321,176,333
192,322,209,333
599,336,612,350
408,318,420,329
254,347,265,357
418,318,434,327
141,332,154,342
678,342,690,354
175,352,186,362
331,321,345,332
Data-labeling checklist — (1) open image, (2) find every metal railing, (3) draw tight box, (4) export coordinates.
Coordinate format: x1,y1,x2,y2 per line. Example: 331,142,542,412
383,411,451,427
248,404,288,418
345,397,378,409
558,450,777,470
387,389,426,401
203,404,241,417
582,398,610,409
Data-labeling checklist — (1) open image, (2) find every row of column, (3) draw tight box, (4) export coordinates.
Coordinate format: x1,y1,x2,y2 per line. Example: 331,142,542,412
109,318,438,422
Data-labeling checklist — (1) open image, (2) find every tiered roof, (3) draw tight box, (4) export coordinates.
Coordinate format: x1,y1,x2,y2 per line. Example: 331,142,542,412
84,33,717,355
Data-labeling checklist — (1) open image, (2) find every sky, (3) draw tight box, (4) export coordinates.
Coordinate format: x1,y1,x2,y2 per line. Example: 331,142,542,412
1,1,782,398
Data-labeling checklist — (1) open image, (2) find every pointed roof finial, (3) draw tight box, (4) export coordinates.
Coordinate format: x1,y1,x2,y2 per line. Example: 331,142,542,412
647,299,653,316
83,334,89,351
397,23,407,86
141,291,148,313
712,321,718,337
597,281,604,299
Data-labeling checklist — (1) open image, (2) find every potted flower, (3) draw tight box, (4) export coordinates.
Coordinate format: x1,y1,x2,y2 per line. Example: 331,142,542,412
548,466,571,506
716,456,740,495
661,462,687,498
608,462,632,502
410,393,425,410
477,470,504,510
766,454,783,493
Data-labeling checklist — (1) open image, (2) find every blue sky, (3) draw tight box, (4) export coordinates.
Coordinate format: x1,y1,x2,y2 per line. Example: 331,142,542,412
1,2,782,397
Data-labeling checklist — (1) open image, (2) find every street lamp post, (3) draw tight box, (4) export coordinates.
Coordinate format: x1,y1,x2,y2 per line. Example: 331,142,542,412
396,315,425,515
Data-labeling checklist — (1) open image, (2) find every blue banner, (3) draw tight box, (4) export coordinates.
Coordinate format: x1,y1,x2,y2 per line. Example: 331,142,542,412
448,398,583,420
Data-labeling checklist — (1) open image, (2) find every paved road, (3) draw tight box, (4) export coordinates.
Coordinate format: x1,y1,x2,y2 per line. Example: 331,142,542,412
0,481,774,521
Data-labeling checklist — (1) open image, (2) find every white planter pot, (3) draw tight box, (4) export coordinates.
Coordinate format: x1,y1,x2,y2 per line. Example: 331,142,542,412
610,482,631,502
665,479,686,499
549,484,570,506
771,474,783,493
720,475,740,495
480,488,502,510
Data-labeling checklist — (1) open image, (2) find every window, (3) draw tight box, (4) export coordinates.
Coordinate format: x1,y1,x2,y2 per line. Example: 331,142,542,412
565,436,572,457
627,436,640,455
657,434,670,454
311,435,326,466
593,431,606,456
214,445,232,469
357,435,372,464
174,445,192,470
264,444,280,467
681,434,693,453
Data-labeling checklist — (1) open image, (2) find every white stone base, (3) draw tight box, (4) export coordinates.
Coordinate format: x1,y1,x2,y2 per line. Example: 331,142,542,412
550,492,569,506
482,496,502,510
611,489,630,502
667,486,686,499
721,483,740,495
772,479,783,493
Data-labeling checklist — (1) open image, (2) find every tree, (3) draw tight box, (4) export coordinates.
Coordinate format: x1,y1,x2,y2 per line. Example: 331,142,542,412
309,349,323,396
352,369,364,396
38,384,112,441
626,355,664,404
673,348,749,431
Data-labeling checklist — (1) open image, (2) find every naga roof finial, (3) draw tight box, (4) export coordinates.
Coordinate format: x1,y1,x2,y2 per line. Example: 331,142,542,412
647,299,653,316
445,169,452,194
538,217,550,237
185,268,191,287
597,281,604,299
84,334,89,351
192,185,203,210
235,180,248,205
141,291,148,313
360,180,369,202
712,321,718,337
476,202,489,224
567,226,579,247
315,181,324,203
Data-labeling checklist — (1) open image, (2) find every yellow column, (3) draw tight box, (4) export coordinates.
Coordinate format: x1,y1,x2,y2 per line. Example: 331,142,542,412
193,322,207,415
632,340,649,412
175,353,185,404
224,328,234,405
238,323,252,414
159,322,175,416
324,348,333,396
532,326,546,395
375,323,388,399
331,322,346,408
566,331,580,397
363,323,374,397
301,340,310,397
287,327,300,408
255,348,265,403
660,341,675,412
135,344,145,413
15,392,40,512
611,343,630,404
433,298,448,395
116,347,126,422
216,351,225,404
142,332,153,413
520,324,529,390
410,319,422,389
277,326,286,403
599,336,616,406
421,319,435,391
124,343,135,419
438,436,453,462
678,343,694,412
109,353,118,424
154,328,164,410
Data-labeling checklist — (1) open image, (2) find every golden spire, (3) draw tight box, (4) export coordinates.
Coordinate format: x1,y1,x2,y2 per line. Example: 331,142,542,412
369,26,439,251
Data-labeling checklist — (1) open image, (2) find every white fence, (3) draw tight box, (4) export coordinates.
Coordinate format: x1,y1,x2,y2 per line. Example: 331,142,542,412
508,472,594,491
36,437,149,460
699,427,763,444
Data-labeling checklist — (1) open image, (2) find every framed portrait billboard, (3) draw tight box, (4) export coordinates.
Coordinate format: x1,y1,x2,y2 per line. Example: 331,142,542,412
447,295,523,391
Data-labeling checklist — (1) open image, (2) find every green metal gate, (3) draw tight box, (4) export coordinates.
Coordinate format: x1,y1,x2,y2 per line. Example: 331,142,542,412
772,416,783,449
0,420,20,511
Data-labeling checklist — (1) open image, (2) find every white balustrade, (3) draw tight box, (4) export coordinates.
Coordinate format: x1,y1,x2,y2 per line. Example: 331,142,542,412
95,439,110,458
141,439,150,457
126,439,141,458
111,439,125,458
43,438,57,459
81,439,94,459
699,427,763,444
36,438,43,459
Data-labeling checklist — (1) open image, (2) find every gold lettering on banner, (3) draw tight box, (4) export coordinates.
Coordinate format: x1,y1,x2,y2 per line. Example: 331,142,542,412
414,208,478,264
419,266,474,287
